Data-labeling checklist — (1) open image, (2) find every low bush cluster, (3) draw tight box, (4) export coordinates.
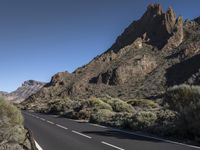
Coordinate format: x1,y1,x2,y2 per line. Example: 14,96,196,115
110,113,133,128
90,109,115,124
131,111,157,130
102,98,134,113
0,98,23,126
127,99,159,109
82,98,113,111
47,98,74,114
165,84,200,139
45,93,200,141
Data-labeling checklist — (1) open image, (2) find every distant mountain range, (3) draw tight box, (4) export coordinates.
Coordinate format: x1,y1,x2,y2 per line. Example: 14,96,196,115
0,91,8,96
23,3,200,107
1,80,45,103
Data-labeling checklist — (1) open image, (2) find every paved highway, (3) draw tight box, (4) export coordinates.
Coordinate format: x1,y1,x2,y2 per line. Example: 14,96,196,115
23,111,200,150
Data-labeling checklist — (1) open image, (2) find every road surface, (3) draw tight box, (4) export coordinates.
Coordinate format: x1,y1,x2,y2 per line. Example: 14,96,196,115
23,111,200,150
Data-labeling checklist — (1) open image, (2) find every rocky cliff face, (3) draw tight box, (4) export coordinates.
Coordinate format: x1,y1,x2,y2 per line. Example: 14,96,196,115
23,3,200,107
6,80,45,103
110,4,183,51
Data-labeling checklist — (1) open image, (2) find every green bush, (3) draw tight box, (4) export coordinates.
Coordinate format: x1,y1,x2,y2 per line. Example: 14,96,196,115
89,109,115,124
0,98,32,150
156,109,177,123
0,97,23,126
77,108,93,119
165,84,200,137
111,113,133,128
165,84,200,111
82,98,113,111
102,98,134,113
131,111,157,130
62,98,113,120
127,99,159,109
47,98,74,114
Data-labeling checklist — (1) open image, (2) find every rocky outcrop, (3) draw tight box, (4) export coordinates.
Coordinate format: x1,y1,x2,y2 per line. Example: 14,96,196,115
49,71,72,86
110,3,183,51
93,54,157,85
162,16,183,50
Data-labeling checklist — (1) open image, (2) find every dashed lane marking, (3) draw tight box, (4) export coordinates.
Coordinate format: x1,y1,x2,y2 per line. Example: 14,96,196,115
56,124,68,130
46,120,54,125
101,141,125,150
72,130,92,139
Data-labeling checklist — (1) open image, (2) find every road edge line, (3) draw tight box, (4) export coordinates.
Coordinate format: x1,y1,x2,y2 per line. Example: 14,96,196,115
35,140,43,150
110,128,200,149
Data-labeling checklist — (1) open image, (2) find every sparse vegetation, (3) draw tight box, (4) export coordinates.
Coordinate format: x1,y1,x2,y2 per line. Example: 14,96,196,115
102,97,134,113
0,97,33,150
131,111,157,130
47,98,74,114
127,99,159,109
30,89,200,143
0,97,23,126
82,98,113,111
111,113,133,128
90,109,115,124
165,84,200,139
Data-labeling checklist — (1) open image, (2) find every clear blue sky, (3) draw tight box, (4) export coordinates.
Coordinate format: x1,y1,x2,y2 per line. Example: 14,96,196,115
0,0,199,92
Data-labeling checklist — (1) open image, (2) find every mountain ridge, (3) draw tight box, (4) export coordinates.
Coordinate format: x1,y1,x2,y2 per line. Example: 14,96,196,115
23,3,200,105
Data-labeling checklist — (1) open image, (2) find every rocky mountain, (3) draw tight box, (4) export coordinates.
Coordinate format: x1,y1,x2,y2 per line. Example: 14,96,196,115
6,80,45,103
23,3,200,105
0,91,8,97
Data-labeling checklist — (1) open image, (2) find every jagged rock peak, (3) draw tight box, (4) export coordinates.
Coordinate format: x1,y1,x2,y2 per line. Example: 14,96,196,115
165,6,177,34
22,80,45,87
110,3,183,51
146,3,163,16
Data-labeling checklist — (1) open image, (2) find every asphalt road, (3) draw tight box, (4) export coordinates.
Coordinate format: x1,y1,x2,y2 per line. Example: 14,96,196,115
23,111,200,150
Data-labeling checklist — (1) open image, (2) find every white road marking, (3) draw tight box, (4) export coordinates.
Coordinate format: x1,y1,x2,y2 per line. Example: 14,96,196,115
72,130,92,139
90,123,107,129
35,140,43,150
46,120,54,125
52,115,59,117
101,141,125,150
40,118,46,121
56,124,68,130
